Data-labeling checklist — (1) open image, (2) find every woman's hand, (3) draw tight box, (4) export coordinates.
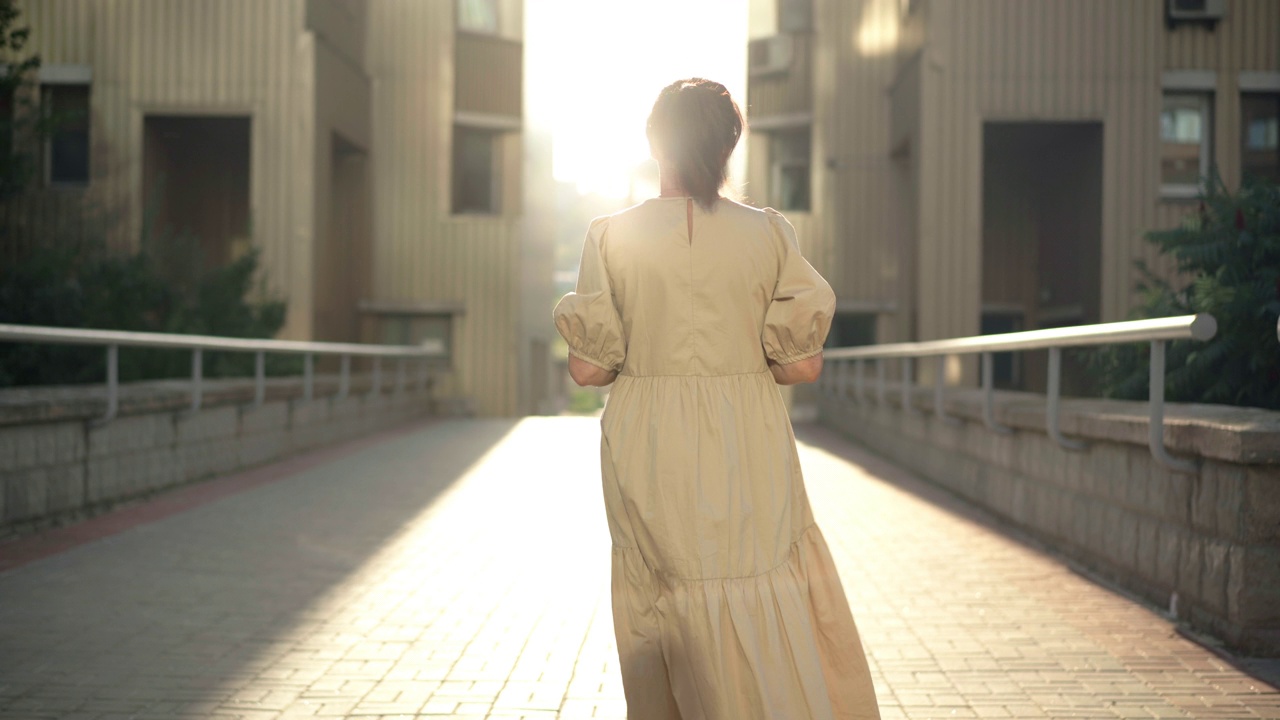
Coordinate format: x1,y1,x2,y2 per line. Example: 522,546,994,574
768,353,824,385
568,355,618,387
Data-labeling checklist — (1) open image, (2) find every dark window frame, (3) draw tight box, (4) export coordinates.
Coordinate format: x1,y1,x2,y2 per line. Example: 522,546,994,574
1241,92,1279,185
42,82,91,186
1159,90,1213,199
769,126,811,212
451,124,502,216
379,312,454,366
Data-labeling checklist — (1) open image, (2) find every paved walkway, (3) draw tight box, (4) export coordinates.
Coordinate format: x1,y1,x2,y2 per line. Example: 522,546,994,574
0,417,1277,720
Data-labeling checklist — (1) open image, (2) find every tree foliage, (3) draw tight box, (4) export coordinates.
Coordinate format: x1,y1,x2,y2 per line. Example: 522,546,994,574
0,0,44,198
1088,173,1280,410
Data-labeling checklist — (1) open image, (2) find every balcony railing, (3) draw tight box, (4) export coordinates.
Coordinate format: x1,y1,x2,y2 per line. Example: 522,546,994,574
822,314,1219,473
0,324,445,426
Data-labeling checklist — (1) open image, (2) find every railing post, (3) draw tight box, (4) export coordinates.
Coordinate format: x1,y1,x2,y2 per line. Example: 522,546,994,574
982,352,1013,435
395,358,406,398
253,350,266,408
876,359,886,405
190,348,203,413
417,359,428,394
303,353,314,403
337,355,351,401
1149,340,1197,473
854,359,865,403
835,360,848,399
900,357,915,413
1046,347,1086,451
93,344,119,426
369,358,382,399
934,356,960,425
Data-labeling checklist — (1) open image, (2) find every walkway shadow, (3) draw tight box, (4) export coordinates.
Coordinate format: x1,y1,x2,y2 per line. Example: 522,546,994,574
0,418,518,716
792,421,1280,691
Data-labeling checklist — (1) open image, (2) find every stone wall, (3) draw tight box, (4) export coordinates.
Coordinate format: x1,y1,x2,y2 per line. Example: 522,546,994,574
0,374,437,540
818,383,1280,657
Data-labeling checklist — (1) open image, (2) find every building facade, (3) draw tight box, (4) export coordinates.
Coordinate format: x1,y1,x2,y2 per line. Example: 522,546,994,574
12,0,545,416
747,0,1279,389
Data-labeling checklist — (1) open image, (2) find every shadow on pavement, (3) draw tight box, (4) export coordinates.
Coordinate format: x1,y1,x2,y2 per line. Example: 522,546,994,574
0,418,518,717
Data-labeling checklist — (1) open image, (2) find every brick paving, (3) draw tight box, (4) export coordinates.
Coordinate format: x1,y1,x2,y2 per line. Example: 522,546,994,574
0,416,1276,719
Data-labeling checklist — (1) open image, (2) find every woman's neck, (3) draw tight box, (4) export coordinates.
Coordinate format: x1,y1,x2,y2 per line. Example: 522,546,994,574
658,173,688,198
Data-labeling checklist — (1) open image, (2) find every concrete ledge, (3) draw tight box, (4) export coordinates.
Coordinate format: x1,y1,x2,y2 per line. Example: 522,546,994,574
0,375,444,540
819,387,1280,657
884,383,1280,464
0,372,424,427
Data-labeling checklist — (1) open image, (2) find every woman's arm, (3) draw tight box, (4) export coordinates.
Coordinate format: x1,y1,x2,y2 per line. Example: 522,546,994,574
768,353,824,386
568,355,619,387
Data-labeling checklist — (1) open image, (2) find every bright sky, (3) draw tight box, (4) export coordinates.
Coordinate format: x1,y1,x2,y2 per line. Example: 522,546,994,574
526,0,749,199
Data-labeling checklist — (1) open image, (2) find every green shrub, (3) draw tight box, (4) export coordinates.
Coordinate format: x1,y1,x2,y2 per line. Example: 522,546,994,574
1088,173,1280,410
0,241,292,387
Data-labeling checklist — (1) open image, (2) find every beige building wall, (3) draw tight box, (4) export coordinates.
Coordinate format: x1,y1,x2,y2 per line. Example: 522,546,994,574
366,0,524,417
746,0,900,341
750,0,1279,388
907,0,1280,352
16,0,534,417
20,0,323,339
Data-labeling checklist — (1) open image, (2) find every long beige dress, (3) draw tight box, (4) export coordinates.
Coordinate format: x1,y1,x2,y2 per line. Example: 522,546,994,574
554,197,880,720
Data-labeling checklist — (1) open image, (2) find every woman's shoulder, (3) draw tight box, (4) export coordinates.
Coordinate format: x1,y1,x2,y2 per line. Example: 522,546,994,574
718,199,792,232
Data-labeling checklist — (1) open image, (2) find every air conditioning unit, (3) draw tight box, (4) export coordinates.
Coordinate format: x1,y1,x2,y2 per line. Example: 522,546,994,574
1167,0,1226,25
748,35,794,78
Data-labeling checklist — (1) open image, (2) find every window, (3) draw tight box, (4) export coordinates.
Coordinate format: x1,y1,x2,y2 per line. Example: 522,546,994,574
452,125,500,214
381,313,453,365
770,128,811,212
457,0,498,33
1241,93,1279,184
1160,92,1211,197
826,313,876,349
778,0,812,33
42,83,90,185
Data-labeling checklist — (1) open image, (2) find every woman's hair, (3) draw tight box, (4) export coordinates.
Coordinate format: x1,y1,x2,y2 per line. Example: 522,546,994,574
647,78,745,210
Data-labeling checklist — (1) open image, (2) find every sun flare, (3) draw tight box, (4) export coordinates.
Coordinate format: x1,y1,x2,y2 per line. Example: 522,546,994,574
527,0,749,199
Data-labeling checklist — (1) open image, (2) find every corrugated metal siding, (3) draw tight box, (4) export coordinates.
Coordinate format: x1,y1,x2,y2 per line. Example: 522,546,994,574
367,0,522,416
746,1,898,329
821,0,898,314
19,0,313,338
747,33,813,120
455,32,522,118
16,0,523,415
913,0,1279,352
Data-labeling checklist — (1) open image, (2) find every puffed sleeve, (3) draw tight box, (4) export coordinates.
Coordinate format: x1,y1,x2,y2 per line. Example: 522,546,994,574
553,218,626,372
762,208,836,364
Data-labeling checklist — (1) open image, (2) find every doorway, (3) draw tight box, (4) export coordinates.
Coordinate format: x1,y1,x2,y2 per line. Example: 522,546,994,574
981,122,1103,393
142,116,251,277
315,133,372,343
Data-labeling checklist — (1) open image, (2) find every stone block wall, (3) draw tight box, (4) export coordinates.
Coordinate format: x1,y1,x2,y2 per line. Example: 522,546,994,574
0,376,436,540
818,384,1280,656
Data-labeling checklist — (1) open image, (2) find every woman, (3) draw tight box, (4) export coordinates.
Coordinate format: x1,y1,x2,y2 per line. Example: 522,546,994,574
553,78,880,720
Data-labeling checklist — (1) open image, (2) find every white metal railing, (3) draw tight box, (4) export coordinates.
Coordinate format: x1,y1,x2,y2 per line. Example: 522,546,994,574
822,314,1219,473
0,324,446,426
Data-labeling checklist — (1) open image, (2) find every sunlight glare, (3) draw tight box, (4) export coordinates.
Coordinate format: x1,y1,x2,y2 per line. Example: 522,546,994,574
527,0,748,199
856,0,900,57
